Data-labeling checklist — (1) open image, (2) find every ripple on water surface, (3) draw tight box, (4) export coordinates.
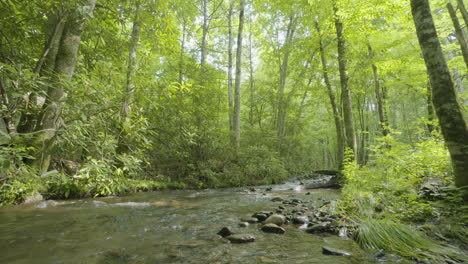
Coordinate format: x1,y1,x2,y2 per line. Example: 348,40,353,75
0,182,374,264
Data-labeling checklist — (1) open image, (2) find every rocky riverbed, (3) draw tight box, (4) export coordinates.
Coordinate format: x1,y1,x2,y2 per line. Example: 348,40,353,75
0,177,380,264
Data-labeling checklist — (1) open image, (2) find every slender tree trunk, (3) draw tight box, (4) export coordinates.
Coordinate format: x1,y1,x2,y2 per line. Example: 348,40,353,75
315,20,345,168
334,4,357,160
447,3,468,69
0,76,16,135
458,0,468,28
117,1,141,154
426,82,436,134
227,2,234,135
179,19,186,83
277,15,296,153
248,14,255,127
233,0,245,152
200,0,208,84
31,0,97,172
368,43,390,137
411,0,468,200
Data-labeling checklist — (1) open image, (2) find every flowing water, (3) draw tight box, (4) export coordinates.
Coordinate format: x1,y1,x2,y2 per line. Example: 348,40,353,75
0,180,376,264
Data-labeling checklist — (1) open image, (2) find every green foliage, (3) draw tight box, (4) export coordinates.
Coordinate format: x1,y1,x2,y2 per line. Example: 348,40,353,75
0,146,44,206
356,219,466,262
340,136,452,221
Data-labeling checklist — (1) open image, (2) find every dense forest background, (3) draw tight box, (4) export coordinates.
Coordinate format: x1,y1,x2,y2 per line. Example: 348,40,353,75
0,0,467,204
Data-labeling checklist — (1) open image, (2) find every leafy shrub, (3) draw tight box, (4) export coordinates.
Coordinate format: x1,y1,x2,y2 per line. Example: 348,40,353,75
340,136,452,221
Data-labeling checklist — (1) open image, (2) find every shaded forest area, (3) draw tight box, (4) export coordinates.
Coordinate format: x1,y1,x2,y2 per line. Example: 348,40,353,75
0,0,468,253
1,0,468,261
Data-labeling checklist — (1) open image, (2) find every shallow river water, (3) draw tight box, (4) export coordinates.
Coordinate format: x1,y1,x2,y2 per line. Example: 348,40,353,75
0,180,379,264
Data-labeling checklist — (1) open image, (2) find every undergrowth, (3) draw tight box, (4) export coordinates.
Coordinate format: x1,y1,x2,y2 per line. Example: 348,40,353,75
337,135,468,262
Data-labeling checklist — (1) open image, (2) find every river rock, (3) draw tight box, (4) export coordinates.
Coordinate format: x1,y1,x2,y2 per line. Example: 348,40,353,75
226,234,255,243
239,222,249,228
217,227,234,237
306,222,331,233
292,216,308,225
266,187,273,191
252,211,272,222
261,223,285,234
322,246,351,256
271,197,283,202
264,214,286,225
241,217,259,224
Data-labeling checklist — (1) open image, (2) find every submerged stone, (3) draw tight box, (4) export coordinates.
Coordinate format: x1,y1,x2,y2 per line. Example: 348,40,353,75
217,227,233,237
261,223,285,234
226,234,255,243
322,246,352,256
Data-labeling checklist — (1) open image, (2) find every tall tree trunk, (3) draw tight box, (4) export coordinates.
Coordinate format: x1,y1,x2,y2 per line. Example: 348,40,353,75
248,13,255,127
117,1,141,154
426,81,437,134
458,0,468,28
334,4,357,160
179,18,187,83
227,2,234,135
277,15,296,153
368,43,390,137
411,0,468,200
31,0,97,172
447,3,468,69
17,13,66,134
200,0,208,84
0,76,16,135
233,0,245,152
315,20,345,168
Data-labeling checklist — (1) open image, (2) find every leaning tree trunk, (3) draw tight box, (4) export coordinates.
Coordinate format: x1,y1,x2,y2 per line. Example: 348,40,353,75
334,4,357,160
316,20,345,168
411,0,468,201
31,0,97,172
117,1,141,154
458,0,468,28
368,43,390,137
447,3,468,69
233,0,245,152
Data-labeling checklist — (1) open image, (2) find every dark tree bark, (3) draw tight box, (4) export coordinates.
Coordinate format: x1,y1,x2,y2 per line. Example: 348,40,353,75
334,3,357,160
315,20,345,168
458,0,468,28
233,0,245,151
447,3,468,69
31,0,98,172
368,43,390,137
411,0,468,200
